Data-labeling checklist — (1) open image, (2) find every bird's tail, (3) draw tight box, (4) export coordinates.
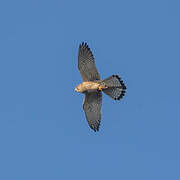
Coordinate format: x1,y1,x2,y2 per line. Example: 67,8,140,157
102,75,126,100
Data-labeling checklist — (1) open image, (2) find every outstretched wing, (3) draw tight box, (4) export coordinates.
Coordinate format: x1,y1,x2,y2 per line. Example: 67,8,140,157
78,42,100,82
83,91,102,132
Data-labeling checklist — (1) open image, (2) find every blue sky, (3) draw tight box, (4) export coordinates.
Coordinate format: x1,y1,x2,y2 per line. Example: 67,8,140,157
0,0,180,179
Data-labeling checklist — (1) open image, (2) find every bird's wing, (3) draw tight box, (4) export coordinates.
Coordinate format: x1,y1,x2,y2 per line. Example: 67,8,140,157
83,91,102,132
78,42,100,82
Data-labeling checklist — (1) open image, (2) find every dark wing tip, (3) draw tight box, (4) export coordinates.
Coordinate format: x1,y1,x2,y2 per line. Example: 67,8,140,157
89,120,100,132
79,42,94,59
91,125,100,132
79,42,90,51
80,41,88,47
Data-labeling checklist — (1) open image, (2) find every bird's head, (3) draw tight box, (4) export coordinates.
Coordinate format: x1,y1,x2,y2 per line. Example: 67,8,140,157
74,84,82,93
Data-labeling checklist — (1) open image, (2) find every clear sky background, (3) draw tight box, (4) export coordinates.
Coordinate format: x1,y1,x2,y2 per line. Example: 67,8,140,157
0,0,180,179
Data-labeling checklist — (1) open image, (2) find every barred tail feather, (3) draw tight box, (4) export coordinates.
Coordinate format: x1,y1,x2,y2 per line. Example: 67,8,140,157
102,75,126,100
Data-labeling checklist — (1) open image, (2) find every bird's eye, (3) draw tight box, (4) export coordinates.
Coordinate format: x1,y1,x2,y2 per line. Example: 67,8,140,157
75,87,79,91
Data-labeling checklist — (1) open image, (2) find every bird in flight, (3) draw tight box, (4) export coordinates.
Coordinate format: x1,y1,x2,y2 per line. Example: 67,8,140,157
75,42,126,132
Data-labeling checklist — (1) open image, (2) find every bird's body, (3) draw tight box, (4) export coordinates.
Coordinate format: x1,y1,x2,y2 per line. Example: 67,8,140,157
75,81,100,93
75,42,126,132
75,81,108,93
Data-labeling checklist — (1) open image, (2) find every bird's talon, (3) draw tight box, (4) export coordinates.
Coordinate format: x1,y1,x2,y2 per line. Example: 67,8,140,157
98,86,102,91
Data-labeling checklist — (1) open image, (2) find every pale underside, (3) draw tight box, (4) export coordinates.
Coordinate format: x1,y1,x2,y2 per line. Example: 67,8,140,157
75,81,102,93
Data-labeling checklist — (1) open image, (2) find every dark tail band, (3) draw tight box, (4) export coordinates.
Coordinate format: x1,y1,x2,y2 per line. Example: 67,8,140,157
102,75,126,100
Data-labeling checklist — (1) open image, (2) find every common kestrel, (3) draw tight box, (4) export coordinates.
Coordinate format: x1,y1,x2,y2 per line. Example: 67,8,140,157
75,42,126,132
